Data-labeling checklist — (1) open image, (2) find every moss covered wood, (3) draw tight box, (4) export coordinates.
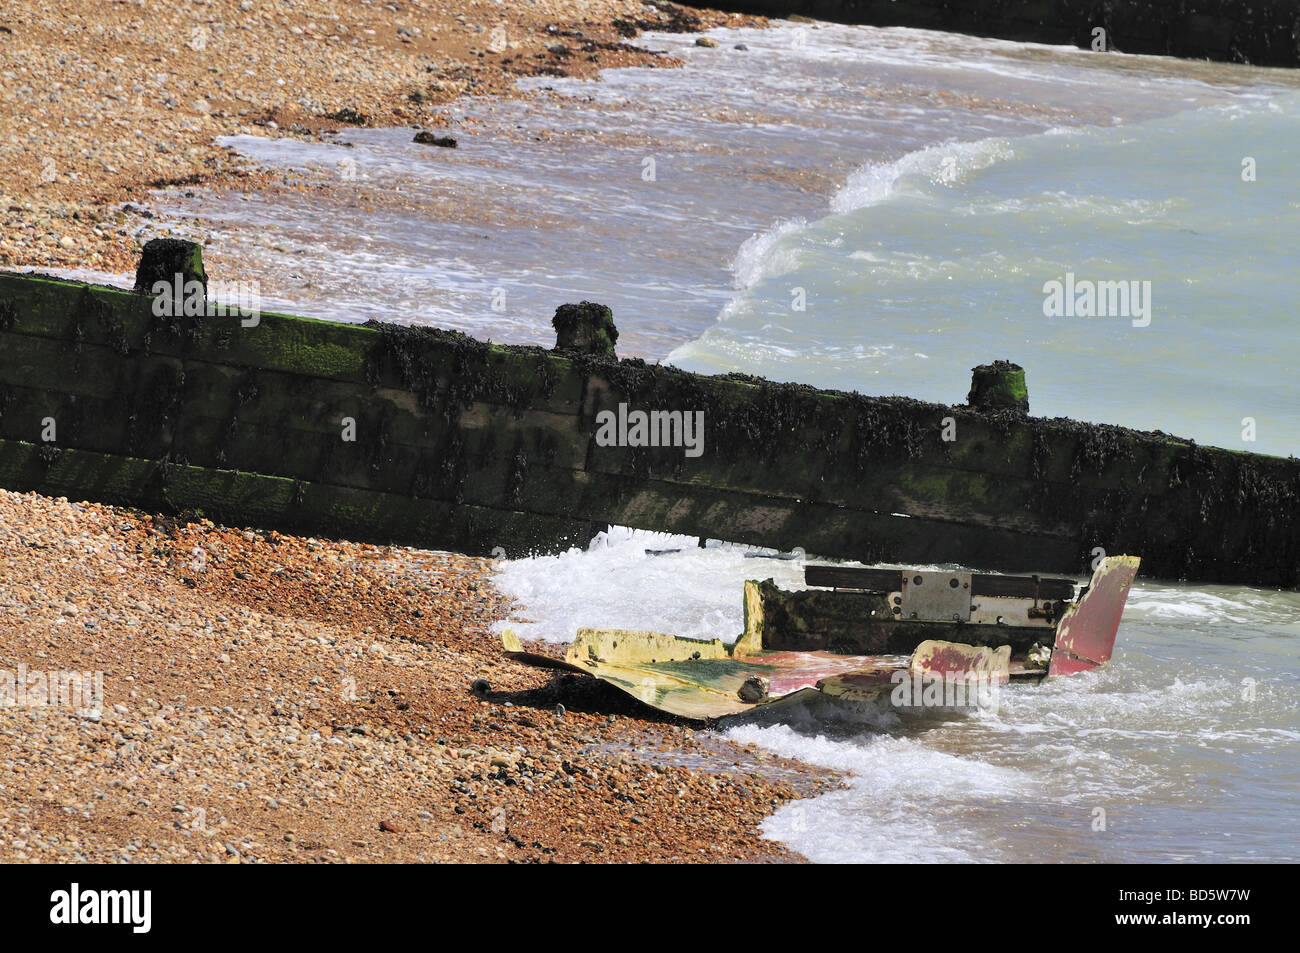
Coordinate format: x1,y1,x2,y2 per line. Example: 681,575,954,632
2,270,1298,588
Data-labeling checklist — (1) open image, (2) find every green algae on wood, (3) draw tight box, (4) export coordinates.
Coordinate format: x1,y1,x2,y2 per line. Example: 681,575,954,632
2,259,1299,589
551,301,619,357
967,360,1029,414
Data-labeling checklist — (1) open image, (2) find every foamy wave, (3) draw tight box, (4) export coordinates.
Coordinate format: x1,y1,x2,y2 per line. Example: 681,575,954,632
1126,584,1300,625
728,725,1034,863
710,135,1018,325
830,137,1015,214
729,217,808,290
491,526,807,644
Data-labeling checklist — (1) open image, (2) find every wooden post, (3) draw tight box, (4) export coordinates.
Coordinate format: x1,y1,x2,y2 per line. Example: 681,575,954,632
552,301,617,356
967,360,1028,414
133,238,206,295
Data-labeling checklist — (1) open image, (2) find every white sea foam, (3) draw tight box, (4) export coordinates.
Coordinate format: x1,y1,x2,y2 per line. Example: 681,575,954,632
727,726,1035,863
730,218,808,290
830,137,1016,214
491,526,807,644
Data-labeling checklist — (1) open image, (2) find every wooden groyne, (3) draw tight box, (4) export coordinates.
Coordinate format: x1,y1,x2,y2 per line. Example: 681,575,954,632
698,0,1300,68
1,244,1297,588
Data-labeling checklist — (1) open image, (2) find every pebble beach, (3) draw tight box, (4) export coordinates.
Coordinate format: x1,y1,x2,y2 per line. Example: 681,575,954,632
0,490,835,863
0,0,762,273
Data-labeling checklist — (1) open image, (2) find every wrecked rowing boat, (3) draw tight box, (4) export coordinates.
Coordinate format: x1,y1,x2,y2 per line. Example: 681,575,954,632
501,554,1140,721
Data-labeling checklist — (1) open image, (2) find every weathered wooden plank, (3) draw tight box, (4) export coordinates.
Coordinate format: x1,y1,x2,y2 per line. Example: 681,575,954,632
0,437,600,557
970,574,1075,601
804,566,903,592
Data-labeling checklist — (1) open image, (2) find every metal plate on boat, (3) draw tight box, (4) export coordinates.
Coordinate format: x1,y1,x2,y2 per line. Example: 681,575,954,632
899,571,972,622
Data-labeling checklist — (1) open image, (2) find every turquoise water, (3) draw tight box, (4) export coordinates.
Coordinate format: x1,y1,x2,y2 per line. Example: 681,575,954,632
670,94,1300,458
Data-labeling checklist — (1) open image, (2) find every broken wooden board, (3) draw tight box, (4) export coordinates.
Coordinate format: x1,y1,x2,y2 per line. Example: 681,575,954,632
910,640,1011,683
744,573,1058,657
816,642,1011,704
750,555,1137,672
502,626,1031,721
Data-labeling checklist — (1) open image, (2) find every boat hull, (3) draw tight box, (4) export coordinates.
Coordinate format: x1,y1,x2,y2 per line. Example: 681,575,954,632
502,556,1140,721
